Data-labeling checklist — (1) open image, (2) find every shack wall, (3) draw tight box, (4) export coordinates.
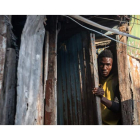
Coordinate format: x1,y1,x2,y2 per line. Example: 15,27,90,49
57,32,97,125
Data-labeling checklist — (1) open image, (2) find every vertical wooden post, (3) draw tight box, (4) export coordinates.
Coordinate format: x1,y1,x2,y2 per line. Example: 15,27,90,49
116,24,133,125
90,33,102,125
45,16,58,125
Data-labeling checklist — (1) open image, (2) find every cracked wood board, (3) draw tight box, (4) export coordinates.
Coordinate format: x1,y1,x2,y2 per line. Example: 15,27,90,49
15,15,45,125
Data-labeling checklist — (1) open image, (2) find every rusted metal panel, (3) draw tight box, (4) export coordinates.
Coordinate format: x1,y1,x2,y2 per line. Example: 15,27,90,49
57,31,97,125
45,79,53,125
15,15,45,125
128,55,140,124
45,16,58,125
116,33,133,125
127,15,140,59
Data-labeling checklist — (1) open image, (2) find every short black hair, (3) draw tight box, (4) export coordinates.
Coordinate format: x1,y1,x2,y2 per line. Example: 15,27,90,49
98,49,113,60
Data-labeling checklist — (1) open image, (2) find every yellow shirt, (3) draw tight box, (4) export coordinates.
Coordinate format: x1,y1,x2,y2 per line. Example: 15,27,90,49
100,74,121,125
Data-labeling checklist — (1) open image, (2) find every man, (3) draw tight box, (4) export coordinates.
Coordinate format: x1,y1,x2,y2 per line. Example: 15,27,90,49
92,49,121,125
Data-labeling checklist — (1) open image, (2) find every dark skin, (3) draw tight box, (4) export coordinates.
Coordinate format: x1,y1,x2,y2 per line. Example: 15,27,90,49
92,57,113,108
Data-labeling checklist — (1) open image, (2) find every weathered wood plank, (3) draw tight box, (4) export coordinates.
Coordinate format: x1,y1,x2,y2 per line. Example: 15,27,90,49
15,15,45,125
0,48,16,124
45,16,58,125
127,55,140,124
116,24,133,125
90,33,102,125
0,16,8,95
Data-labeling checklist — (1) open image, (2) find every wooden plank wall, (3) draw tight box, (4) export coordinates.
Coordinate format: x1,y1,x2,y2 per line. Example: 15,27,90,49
15,15,45,125
57,32,96,125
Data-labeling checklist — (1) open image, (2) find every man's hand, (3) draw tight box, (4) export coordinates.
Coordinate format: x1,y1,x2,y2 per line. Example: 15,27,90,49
92,87,104,98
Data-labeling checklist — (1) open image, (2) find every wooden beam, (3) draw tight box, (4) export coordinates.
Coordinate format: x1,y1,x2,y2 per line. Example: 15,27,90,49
45,16,58,125
116,24,133,125
90,33,102,125
15,15,45,125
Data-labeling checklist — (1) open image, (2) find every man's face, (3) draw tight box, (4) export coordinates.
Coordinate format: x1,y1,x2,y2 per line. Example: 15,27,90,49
99,57,113,78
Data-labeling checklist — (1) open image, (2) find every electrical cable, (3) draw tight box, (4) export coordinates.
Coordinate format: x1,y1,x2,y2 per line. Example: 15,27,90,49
70,15,140,40
93,16,140,26
64,15,140,50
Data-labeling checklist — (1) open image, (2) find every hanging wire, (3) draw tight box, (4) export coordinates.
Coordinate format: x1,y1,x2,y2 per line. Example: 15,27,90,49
93,16,140,26
64,15,140,50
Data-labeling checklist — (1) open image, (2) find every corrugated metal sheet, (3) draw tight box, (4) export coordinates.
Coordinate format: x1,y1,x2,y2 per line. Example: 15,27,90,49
57,32,96,125
127,15,140,59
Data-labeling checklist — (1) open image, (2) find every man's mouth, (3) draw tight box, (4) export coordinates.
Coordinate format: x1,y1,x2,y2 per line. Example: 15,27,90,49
102,71,108,74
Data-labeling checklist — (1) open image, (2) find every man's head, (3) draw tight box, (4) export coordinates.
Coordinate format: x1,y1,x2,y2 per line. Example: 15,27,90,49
98,49,113,78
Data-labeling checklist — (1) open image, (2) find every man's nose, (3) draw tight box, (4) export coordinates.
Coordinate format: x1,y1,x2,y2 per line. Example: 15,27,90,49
103,65,107,70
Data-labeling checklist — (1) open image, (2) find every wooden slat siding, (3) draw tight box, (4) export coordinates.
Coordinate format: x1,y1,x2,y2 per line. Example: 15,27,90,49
0,16,8,95
90,33,102,125
116,25,133,124
69,38,78,124
0,48,16,124
81,32,89,125
45,16,58,125
76,34,83,125
15,15,45,125
66,40,73,125
128,55,140,124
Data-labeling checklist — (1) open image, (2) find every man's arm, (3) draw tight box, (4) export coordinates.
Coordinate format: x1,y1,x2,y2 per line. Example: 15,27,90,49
92,87,120,113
